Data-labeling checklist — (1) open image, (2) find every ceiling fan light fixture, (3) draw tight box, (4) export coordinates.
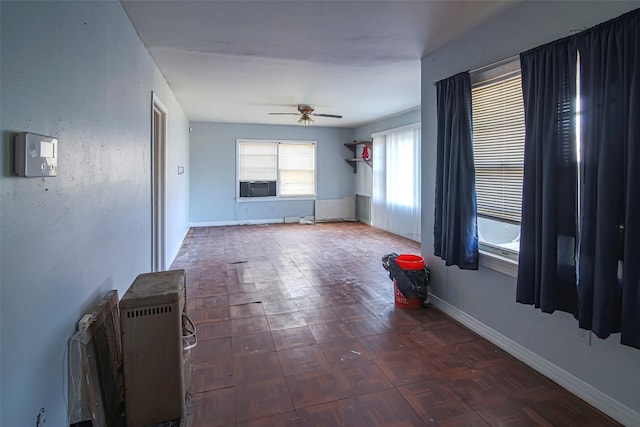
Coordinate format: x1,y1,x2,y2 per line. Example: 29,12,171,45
268,104,341,126
298,114,314,127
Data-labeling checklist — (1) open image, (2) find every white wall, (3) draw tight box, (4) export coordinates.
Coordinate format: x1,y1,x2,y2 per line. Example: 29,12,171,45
353,108,421,197
421,0,640,421
0,2,190,426
189,122,355,224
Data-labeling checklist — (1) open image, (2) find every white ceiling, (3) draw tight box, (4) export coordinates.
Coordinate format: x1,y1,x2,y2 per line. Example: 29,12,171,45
121,1,516,128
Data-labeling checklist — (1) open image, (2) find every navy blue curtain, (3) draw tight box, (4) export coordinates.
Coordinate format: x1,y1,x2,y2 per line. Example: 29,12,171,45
434,72,479,270
516,39,578,314
576,10,640,348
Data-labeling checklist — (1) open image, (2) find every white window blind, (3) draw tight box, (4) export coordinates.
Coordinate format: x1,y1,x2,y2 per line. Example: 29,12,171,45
372,125,421,242
471,72,525,224
279,143,315,196
238,142,277,181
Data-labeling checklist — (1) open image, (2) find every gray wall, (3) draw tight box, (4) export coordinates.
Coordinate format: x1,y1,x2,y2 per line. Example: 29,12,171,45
421,0,640,416
189,122,355,223
353,108,421,198
0,2,190,426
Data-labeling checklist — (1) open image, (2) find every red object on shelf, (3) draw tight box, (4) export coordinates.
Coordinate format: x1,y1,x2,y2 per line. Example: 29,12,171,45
362,145,370,160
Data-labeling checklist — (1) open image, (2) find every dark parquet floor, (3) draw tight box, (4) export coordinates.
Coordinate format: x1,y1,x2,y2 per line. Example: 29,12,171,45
170,222,618,427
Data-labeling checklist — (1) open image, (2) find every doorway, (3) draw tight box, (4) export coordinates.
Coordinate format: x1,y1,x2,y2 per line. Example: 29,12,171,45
152,93,167,272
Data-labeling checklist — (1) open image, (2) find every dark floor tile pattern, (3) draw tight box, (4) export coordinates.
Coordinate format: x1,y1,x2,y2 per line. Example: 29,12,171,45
171,222,618,426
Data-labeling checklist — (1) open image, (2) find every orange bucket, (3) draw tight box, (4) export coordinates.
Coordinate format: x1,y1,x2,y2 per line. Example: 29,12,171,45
393,254,425,309
394,254,425,270
394,279,423,309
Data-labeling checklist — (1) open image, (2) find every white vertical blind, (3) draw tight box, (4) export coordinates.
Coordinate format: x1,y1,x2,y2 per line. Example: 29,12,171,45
471,73,525,224
372,135,387,231
372,126,421,241
279,142,315,196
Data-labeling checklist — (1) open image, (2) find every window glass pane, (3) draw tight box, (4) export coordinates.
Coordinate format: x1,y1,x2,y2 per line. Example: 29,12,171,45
478,217,520,259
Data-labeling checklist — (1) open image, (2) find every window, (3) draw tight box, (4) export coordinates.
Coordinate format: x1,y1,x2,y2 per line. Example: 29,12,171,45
237,139,316,198
372,124,421,242
471,59,524,260
279,143,315,196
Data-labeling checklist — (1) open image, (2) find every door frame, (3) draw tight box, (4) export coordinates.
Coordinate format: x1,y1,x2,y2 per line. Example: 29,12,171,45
151,92,167,272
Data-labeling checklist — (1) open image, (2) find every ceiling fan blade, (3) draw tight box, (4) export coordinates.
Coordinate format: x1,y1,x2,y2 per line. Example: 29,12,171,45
268,112,302,116
311,113,343,118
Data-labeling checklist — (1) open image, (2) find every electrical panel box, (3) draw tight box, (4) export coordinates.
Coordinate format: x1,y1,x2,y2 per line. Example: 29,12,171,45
14,132,58,177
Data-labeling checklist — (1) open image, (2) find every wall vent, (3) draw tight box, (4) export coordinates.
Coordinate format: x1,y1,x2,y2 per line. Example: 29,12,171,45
356,194,371,224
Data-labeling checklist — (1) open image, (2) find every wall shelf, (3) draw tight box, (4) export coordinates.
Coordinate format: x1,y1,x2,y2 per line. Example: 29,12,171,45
344,140,372,173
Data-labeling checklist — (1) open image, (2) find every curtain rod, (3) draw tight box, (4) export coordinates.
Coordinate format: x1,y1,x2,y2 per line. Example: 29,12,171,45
470,54,519,74
433,54,520,86
371,122,420,138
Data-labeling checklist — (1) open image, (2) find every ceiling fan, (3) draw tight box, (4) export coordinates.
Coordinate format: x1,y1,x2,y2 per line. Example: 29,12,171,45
268,104,342,127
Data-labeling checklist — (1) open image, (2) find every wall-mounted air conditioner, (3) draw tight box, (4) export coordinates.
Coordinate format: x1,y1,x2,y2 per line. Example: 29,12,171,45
239,180,276,197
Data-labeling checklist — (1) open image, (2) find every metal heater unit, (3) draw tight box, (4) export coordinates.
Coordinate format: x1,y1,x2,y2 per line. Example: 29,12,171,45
120,269,194,427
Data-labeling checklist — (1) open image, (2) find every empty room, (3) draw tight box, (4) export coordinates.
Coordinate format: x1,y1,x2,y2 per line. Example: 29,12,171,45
1,1,640,426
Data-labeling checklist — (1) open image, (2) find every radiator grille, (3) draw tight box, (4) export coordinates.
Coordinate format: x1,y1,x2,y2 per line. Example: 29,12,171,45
126,305,172,318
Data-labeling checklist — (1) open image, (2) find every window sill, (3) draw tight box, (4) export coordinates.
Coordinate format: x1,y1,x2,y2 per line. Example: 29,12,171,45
236,196,317,203
479,250,518,278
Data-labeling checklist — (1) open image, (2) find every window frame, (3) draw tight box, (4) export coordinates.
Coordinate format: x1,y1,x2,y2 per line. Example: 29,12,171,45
470,58,524,267
236,139,317,201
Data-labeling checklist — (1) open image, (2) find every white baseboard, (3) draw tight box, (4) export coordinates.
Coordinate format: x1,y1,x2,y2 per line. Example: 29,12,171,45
190,218,285,227
429,295,639,427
